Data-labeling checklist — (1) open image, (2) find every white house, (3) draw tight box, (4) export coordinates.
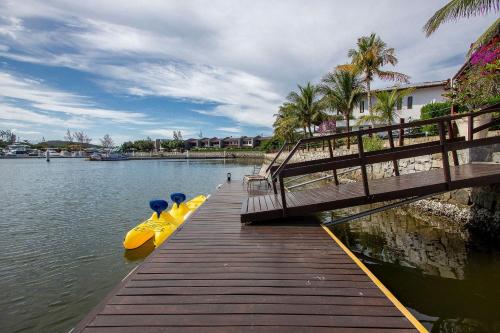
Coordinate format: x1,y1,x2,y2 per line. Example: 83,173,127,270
335,80,448,131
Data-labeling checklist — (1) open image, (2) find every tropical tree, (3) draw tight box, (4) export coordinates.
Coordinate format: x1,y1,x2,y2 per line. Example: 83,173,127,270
286,82,326,137
273,102,301,142
358,88,414,126
100,134,114,150
424,0,499,53
341,33,409,115
0,129,16,144
319,69,364,149
169,130,185,150
64,129,73,143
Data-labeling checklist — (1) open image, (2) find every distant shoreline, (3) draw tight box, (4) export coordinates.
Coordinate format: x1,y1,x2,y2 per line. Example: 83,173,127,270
0,155,264,160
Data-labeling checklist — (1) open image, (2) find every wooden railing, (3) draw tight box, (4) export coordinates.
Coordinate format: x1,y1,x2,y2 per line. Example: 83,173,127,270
268,102,500,217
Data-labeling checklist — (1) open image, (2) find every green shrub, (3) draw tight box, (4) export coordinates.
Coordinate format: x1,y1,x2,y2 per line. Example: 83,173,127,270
362,136,384,152
333,137,345,148
261,138,283,152
420,101,451,135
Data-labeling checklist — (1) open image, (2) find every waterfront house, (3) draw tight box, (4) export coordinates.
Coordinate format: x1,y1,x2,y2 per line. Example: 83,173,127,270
209,137,223,148
333,80,448,131
223,137,243,148
185,138,200,149
175,136,269,149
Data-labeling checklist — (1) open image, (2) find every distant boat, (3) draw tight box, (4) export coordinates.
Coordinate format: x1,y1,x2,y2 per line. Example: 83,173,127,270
46,148,61,157
6,144,29,157
88,152,129,161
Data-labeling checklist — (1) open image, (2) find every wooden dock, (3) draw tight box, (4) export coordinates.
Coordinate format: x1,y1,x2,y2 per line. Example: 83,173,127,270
241,163,500,222
74,181,426,333
246,103,500,223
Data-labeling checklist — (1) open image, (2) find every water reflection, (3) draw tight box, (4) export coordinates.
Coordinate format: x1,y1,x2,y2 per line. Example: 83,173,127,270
123,238,155,262
324,206,500,333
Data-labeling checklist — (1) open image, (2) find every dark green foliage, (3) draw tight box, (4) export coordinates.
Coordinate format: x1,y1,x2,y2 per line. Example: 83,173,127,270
420,101,452,135
121,139,155,152
261,138,283,152
363,136,384,152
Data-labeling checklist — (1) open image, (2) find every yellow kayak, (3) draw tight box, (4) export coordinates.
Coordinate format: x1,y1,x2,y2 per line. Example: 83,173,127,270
123,193,207,250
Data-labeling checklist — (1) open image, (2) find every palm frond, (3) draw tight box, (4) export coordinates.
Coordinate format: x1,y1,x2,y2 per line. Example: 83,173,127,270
356,114,383,126
336,63,356,73
424,0,499,36
376,70,410,83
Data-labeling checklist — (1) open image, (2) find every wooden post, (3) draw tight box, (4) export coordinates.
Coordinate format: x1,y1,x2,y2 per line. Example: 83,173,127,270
468,115,474,141
387,130,400,176
447,120,459,166
328,140,339,185
279,175,287,217
399,118,405,146
327,139,334,157
357,133,370,196
438,121,451,189
272,178,278,194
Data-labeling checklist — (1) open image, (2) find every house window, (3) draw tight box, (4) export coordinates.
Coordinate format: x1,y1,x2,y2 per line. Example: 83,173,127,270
360,100,365,113
396,98,402,110
407,96,413,109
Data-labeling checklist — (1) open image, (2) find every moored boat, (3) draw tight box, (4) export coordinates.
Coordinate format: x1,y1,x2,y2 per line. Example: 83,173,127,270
88,152,129,161
6,144,29,157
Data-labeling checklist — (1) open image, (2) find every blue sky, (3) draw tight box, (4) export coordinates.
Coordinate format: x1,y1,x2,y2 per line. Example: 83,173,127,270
0,1,496,144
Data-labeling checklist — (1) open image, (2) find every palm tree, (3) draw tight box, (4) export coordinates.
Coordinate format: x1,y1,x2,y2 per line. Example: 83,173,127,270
358,88,414,126
273,102,300,142
424,0,499,53
286,82,325,137
319,69,364,149
341,33,409,116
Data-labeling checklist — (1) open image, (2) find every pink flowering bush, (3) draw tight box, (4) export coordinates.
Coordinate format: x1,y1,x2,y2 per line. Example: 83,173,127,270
451,37,500,110
318,119,337,135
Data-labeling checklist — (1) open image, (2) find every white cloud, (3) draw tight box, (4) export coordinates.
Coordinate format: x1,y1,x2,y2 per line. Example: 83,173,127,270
0,72,151,124
0,103,90,128
0,0,497,129
14,129,41,135
216,127,241,134
143,127,196,138
96,62,280,127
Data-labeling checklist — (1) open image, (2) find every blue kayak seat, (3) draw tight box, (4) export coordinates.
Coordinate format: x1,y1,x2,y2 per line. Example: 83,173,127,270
170,192,186,206
150,199,168,218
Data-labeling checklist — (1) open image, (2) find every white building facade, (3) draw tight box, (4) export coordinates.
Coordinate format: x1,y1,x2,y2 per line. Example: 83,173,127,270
336,80,448,130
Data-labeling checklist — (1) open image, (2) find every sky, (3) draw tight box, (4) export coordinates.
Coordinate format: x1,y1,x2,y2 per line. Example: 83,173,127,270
0,0,496,144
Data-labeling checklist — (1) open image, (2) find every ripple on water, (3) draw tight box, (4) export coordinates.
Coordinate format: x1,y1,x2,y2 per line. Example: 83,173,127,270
1,158,259,333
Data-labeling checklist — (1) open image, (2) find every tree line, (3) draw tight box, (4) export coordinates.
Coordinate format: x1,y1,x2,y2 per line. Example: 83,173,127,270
273,0,499,148
274,32,410,149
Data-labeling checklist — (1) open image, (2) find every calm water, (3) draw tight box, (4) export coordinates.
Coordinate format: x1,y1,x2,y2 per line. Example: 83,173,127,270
325,207,500,333
0,158,259,333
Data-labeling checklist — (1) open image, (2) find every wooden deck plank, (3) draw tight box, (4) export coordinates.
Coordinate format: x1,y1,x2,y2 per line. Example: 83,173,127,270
88,314,414,328
99,303,402,316
73,182,421,333
82,327,418,333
